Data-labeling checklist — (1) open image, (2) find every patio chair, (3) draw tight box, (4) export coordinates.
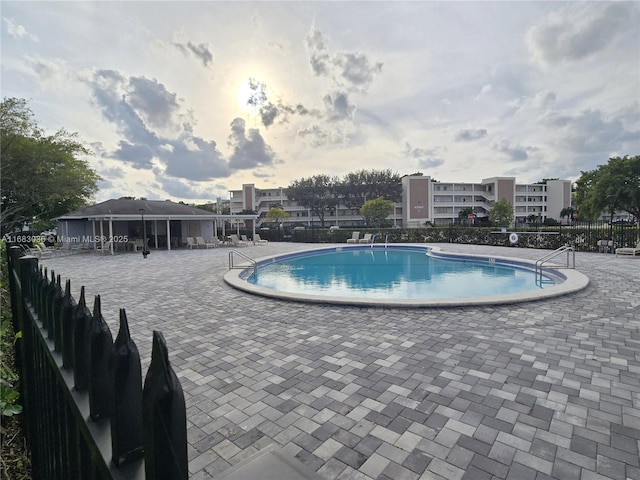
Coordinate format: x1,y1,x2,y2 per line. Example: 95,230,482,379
241,234,251,245
229,234,248,247
358,233,373,244
186,237,197,249
254,233,268,245
34,244,55,257
96,241,113,255
615,241,640,256
196,236,216,249
346,232,360,244
132,238,147,252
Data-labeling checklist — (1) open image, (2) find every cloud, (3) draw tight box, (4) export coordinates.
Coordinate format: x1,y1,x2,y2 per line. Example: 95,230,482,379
455,128,488,142
542,108,639,155
227,118,277,169
127,76,182,130
323,91,356,122
493,140,538,161
527,3,637,67
297,124,350,147
333,52,383,88
173,40,213,67
87,69,231,180
154,175,210,199
245,78,281,127
405,143,445,169
2,17,38,41
305,27,382,91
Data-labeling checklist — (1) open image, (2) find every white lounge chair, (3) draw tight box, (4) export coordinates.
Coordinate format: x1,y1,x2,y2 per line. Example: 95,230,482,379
346,232,360,244
254,234,268,245
186,237,197,249
228,234,248,247
616,241,640,256
195,236,216,249
96,241,113,255
358,233,373,244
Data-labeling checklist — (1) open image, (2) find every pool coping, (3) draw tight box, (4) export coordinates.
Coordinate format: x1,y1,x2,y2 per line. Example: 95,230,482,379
223,244,590,308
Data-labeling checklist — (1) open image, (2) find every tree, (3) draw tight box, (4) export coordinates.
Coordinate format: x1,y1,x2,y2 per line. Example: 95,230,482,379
1,98,101,234
574,156,640,221
560,206,577,223
286,174,340,227
265,206,290,225
457,207,476,224
339,169,402,209
360,197,394,227
489,198,514,227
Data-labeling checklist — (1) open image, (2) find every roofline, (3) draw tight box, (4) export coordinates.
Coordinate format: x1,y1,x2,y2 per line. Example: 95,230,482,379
55,214,259,221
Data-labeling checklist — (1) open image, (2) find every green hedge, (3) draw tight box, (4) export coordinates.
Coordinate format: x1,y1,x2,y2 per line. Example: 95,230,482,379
291,224,639,252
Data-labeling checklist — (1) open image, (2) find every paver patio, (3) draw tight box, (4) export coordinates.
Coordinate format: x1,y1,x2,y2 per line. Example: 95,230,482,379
40,243,640,480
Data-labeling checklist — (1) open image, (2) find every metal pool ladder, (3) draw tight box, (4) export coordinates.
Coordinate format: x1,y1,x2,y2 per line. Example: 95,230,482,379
229,250,256,274
535,245,575,284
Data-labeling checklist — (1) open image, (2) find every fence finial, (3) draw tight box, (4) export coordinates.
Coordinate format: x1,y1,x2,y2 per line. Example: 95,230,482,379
88,295,113,421
73,286,92,390
61,279,76,369
143,331,188,480
111,309,144,466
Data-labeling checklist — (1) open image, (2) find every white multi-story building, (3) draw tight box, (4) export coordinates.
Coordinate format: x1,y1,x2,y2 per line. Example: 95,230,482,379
224,176,572,228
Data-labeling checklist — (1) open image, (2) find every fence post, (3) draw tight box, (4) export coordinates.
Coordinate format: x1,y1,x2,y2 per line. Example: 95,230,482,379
111,309,144,467
73,286,92,391
36,266,47,324
88,295,113,421
52,274,64,351
61,279,76,369
46,270,58,341
143,331,188,480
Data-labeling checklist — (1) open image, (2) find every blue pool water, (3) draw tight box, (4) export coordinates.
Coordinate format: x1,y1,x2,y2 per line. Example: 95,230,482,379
248,246,554,300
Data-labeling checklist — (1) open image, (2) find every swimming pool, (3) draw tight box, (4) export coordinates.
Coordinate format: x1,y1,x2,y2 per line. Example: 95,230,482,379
224,245,589,307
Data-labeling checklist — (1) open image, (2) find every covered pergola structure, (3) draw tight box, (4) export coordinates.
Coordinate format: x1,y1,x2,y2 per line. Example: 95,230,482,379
56,199,259,255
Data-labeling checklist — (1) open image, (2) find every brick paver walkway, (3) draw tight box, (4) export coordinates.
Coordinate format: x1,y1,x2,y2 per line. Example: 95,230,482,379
41,243,640,480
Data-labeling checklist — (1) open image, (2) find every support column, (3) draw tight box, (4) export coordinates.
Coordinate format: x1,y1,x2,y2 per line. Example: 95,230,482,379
154,220,158,249
108,218,114,255
166,219,171,250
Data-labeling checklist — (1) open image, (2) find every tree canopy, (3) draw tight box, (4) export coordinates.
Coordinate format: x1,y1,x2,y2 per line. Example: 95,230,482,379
286,174,340,227
573,156,640,221
1,98,101,234
489,198,514,227
265,206,290,224
339,169,402,208
360,197,394,227
286,169,401,227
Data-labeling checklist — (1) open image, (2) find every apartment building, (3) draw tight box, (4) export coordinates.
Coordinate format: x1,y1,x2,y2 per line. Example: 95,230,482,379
224,176,572,228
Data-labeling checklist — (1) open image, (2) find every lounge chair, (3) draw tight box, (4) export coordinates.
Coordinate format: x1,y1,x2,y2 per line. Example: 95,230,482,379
132,238,148,252
616,241,640,256
358,233,373,244
229,234,248,247
241,234,252,245
346,232,360,244
96,241,113,255
254,233,268,245
186,237,197,249
196,236,217,249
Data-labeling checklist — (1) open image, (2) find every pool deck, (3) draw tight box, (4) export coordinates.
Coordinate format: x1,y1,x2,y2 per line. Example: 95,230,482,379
40,243,640,480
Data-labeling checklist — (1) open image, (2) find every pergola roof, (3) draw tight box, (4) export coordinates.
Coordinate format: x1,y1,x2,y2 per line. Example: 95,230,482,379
57,199,257,221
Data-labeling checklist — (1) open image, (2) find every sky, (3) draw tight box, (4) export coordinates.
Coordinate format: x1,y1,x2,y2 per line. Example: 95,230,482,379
1,1,639,204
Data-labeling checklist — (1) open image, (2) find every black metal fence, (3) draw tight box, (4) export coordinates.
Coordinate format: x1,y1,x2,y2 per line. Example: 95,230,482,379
6,246,188,480
281,221,639,252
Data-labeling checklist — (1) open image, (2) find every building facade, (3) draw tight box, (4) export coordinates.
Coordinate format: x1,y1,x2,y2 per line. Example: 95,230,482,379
224,176,572,228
